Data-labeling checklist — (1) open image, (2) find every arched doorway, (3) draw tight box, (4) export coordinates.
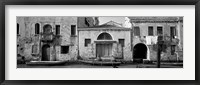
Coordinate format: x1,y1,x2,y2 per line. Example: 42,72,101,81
96,32,113,57
42,44,50,61
133,43,147,63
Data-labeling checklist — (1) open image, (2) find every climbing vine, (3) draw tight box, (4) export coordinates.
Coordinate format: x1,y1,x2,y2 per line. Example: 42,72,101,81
152,34,180,52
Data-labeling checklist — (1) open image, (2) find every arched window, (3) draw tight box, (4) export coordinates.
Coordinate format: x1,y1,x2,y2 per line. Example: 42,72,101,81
43,24,52,34
97,32,112,40
35,23,40,34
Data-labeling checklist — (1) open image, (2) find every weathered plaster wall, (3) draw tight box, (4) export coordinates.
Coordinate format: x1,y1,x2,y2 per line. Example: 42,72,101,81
57,17,78,61
17,17,78,61
131,22,183,61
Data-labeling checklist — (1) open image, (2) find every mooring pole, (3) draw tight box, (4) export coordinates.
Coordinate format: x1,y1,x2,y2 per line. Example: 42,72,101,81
157,36,163,68
157,44,161,68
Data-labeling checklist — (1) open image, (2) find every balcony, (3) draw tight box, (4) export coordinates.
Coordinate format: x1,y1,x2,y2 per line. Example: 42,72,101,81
41,33,54,42
171,38,179,45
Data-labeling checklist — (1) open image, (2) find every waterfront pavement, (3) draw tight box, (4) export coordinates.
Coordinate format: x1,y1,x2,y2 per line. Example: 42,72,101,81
17,63,183,68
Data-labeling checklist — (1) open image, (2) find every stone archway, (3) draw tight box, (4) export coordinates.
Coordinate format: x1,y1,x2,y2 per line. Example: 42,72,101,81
42,44,50,61
97,32,113,40
133,43,148,63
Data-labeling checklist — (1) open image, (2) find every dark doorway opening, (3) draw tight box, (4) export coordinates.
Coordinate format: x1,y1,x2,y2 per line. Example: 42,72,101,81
133,43,147,63
42,44,50,61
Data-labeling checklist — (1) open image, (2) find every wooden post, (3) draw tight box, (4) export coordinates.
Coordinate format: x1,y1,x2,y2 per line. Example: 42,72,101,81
157,36,163,68
157,44,161,68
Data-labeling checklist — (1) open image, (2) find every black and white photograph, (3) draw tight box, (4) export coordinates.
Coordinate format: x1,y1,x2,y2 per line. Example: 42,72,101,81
17,16,183,68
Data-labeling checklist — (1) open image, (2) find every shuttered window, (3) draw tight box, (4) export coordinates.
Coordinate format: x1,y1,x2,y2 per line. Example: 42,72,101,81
35,23,40,34
170,26,176,39
56,25,60,35
119,39,125,47
71,25,76,36
157,26,163,36
148,26,154,36
134,26,140,36
85,39,91,47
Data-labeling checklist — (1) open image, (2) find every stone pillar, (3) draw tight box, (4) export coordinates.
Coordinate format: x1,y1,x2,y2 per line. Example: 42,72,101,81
55,46,60,61
112,43,118,57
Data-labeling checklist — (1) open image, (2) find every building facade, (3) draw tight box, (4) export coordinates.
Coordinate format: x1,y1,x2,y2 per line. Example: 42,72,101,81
17,16,183,63
78,21,132,61
129,17,183,62
17,17,78,61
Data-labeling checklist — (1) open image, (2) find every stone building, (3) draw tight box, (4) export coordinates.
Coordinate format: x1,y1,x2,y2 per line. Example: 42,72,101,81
17,17,78,61
129,17,183,62
17,16,183,63
78,21,132,61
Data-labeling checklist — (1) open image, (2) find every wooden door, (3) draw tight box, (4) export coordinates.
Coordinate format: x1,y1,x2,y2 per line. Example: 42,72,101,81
42,44,50,61
96,44,112,57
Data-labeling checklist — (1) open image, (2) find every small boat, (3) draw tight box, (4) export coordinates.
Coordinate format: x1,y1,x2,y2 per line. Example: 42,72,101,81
26,61,68,66
79,60,121,66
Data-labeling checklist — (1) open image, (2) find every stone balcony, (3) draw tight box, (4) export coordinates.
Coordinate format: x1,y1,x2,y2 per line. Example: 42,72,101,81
41,33,54,42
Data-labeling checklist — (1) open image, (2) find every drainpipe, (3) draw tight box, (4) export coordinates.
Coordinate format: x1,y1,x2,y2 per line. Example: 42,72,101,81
39,36,42,61
131,22,134,62
122,46,124,59
131,23,133,51
157,44,161,68
77,27,80,60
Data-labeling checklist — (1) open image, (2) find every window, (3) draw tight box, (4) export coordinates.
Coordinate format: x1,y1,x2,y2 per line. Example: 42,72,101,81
43,24,52,34
71,25,76,36
148,26,154,36
61,46,69,54
17,23,19,35
56,25,60,35
134,26,140,36
32,44,38,54
85,39,91,47
35,23,40,34
119,39,125,47
157,26,163,36
171,45,176,55
170,26,176,39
